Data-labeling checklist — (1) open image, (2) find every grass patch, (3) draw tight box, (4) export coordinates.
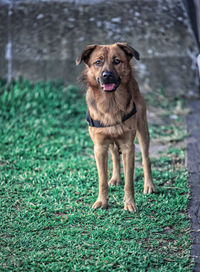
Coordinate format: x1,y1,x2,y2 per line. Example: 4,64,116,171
0,79,193,271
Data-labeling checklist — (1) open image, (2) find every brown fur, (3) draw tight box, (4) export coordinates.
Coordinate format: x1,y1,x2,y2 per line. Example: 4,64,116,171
77,43,155,212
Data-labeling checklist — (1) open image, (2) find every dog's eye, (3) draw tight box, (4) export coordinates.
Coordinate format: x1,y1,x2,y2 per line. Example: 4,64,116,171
94,60,103,66
113,58,121,65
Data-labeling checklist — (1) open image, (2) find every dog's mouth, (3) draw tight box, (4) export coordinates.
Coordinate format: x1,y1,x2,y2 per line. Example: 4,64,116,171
98,78,121,92
103,83,116,92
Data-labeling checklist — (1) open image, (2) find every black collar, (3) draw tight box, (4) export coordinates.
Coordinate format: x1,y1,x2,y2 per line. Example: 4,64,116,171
86,102,137,128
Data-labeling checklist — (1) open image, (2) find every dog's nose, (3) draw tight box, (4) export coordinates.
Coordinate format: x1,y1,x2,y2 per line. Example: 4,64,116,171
102,71,113,79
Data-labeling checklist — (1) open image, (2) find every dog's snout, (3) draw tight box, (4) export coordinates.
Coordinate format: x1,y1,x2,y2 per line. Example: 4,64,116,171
102,71,113,79
99,69,120,90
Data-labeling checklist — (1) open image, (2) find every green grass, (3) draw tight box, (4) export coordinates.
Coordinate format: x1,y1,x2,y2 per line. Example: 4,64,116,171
0,79,193,271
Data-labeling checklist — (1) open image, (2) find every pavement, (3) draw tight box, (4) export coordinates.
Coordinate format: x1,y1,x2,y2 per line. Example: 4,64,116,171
186,100,200,271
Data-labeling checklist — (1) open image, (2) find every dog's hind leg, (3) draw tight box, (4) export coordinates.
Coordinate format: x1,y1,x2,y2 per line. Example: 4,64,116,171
108,143,121,186
137,112,156,194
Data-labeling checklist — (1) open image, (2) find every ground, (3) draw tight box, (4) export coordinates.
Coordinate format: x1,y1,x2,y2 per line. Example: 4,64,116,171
186,100,200,271
0,79,193,271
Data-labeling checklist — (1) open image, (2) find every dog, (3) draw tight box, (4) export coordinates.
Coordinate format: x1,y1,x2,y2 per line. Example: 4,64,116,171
76,43,155,212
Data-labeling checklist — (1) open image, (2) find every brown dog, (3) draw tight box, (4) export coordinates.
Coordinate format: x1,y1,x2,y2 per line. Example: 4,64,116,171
76,43,155,212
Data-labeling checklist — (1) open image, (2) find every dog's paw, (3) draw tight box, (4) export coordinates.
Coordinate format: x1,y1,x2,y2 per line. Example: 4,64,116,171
143,182,156,194
108,178,120,186
124,200,137,213
92,199,108,210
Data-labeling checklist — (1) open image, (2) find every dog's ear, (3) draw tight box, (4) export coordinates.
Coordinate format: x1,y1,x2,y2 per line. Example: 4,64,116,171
76,44,97,65
117,42,140,61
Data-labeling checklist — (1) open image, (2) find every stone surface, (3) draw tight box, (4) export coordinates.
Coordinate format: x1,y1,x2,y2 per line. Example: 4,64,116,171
186,100,200,272
0,0,199,95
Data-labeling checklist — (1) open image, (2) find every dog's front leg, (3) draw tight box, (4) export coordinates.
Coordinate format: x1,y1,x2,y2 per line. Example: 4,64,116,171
120,141,137,213
92,144,109,209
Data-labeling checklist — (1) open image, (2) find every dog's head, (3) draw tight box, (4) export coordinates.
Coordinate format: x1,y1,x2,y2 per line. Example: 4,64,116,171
76,43,140,92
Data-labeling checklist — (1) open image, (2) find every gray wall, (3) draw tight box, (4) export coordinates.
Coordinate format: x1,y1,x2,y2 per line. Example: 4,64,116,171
0,0,199,96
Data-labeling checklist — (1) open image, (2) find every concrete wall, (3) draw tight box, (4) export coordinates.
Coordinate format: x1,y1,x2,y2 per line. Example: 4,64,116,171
0,0,199,96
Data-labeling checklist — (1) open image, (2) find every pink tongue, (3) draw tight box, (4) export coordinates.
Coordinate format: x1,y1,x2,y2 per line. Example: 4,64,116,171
103,83,115,91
